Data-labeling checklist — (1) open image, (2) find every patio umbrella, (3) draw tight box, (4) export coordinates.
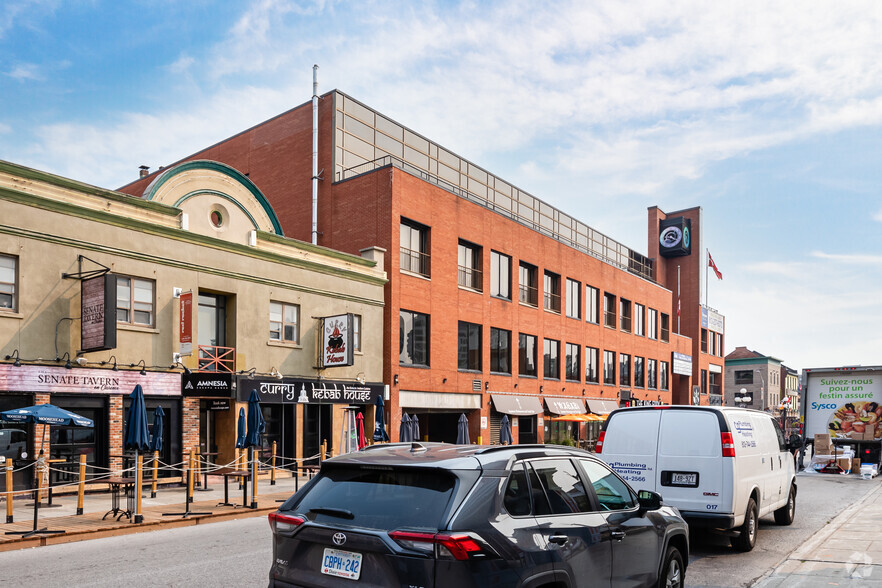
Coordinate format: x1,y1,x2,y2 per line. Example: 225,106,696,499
410,414,420,442
372,396,389,442
0,403,94,454
244,389,266,448
456,413,470,445
499,415,513,445
235,407,246,448
356,412,366,450
124,385,150,524
149,406,165,453
399,413,412,442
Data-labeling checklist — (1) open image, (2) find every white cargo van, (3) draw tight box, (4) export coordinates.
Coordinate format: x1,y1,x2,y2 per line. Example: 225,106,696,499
597,406,798,551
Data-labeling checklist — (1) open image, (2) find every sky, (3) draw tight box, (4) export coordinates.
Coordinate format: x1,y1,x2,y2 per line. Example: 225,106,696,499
2,0,881,371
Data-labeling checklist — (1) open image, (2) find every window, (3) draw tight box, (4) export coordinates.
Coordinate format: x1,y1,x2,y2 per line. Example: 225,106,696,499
531,459,591,514
490,327,511,374
457,240,482,291
647,309,658,340
709,371,722,396
0,254,16,311
603,292,616,328
116,276,154,326
544,271,560,313
619,353,631,387
716,333,723,357
634,303,645,336
660,361,669,390
708,331,715,356
660,313,670,342
619,299,632,333
457,321,482,371
490,251,511,300
565,343,580,381
543,338,560,379
701,369,708,396
734,370,754,385
648,359,657,389
503,465,531,517
634,357,645,388
518,262,538,306
701,328,708,353
603,350,616,385
269,301,300,343
400,310,429,366
579,459,635,511
585,347,599,383
586,285,599,324
353,314,362,352
565,278,580,319
518,333,537,377
400,218,430,277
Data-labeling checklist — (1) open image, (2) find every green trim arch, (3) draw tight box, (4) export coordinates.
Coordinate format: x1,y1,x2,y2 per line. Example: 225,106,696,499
142,160,284,236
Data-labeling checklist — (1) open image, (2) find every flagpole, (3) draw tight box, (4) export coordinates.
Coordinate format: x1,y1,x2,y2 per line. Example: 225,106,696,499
705,249,709,308
677,265,681,335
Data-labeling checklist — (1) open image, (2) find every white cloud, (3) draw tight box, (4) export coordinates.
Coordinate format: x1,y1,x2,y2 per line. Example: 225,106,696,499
811,251,882,265
5,62,43,81
167,54,195,74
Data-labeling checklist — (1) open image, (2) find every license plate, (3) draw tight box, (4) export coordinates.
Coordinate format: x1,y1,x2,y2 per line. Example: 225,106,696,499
671,472,697,486
321,547,362,580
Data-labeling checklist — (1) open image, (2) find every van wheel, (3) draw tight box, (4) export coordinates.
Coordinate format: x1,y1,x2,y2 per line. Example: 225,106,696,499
774,483,796,525
657,546,684,588
730,498,758,552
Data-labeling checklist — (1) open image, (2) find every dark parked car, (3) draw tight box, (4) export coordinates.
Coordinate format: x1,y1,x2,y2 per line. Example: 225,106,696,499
268,443,688,587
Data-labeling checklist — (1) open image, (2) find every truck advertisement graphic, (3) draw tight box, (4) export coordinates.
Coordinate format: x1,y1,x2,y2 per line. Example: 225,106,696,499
804,367,882,441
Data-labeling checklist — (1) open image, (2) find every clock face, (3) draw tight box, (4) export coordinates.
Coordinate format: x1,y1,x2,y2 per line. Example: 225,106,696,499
660,226,683,248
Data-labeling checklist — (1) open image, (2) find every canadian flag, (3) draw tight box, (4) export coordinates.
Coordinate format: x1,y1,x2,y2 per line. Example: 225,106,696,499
677,299,681,317
708,251,723,280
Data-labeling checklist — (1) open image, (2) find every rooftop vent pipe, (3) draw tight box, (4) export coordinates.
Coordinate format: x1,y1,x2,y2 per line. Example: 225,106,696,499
139,165,149,178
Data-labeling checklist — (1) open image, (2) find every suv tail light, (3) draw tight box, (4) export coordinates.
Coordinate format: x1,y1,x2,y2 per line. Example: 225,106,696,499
389,530,487,560
268,512,305,534
721,432,736,457
595,431,606,453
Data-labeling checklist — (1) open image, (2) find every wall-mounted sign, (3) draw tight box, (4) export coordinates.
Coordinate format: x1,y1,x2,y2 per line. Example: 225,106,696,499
701,306,725,333
207,398,231,411
182,372,233,397
0,364,180,395
672,352,693,376
659,217,692,258
81,275,117,352
179,292,193,356
319,314,354,368
238,376,382,404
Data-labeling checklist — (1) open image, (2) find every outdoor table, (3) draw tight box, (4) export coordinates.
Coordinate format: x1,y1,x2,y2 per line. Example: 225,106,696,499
196,452,218,491
215,468,250,508
102,476,135,521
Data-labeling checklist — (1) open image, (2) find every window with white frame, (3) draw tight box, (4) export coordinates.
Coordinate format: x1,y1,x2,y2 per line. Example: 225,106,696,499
565,278,580,319
490,250,511,300
116,276,155,326
660,361,669,390
634,303,645,336
353,314,362,352
565,343,580,381
585,346,599,384
647,308,658,340
457,240,482,291
586,285,599,324
269,301,300,343
0,254,16,311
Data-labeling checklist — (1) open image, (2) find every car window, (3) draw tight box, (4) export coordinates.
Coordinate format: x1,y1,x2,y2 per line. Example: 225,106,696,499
291,467,456,530
580,459,636,511
658,411,721,457
771,418,786,451
529,459,591,514
503,464,532,517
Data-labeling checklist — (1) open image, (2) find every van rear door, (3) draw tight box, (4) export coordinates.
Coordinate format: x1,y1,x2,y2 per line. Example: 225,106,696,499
600,410,661,493
657,410,724,514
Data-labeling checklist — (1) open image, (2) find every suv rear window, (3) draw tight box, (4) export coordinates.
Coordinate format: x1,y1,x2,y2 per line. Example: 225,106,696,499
291,467,456,531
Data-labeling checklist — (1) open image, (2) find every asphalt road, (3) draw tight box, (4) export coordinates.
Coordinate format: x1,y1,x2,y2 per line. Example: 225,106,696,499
0,472,876,587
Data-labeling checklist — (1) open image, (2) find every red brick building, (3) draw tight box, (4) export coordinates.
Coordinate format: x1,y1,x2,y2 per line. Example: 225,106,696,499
121,90,724,445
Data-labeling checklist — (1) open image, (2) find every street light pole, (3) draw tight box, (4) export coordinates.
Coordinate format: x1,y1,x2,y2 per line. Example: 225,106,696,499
755,369,766,412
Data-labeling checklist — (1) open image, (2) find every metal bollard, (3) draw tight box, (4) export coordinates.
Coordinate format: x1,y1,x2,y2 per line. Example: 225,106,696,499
77,454,86,515
187,450,194,503
5,462,13,523
135,454,144,523
151,451,159,498
271,441,277,486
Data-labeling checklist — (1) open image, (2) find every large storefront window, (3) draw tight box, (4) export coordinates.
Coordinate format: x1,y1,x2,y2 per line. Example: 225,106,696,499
50,395,108,483
0,394,33,490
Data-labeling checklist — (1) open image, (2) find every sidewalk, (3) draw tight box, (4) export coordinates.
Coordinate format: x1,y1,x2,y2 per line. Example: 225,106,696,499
0,472,305,552
755,477,882,587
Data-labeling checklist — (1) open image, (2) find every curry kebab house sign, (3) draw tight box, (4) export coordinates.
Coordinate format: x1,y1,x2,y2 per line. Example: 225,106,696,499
238,376,382,405
0,364,180,395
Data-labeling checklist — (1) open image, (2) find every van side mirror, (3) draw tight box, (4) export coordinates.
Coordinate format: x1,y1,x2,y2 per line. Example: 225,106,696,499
637,490,662,512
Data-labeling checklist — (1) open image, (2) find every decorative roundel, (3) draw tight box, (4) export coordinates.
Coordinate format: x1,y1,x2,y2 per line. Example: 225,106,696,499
683,226,690,249
210,209,224,228
659,226,683,248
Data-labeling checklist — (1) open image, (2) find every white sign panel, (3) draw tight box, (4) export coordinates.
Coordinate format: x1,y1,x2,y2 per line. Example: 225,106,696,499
805,372,882,440
672,352,692,376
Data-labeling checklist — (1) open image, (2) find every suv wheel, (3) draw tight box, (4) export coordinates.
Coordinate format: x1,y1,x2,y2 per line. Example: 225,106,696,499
730,497,758,552
658,546,684,588
774,483,796,525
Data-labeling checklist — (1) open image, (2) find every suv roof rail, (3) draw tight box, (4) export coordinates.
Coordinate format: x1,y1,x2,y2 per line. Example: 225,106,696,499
474,444,583,456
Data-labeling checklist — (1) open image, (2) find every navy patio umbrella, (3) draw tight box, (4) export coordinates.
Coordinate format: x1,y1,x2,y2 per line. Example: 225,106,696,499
456,413,470,445
372,395,389,442
149,406,165,453
399,413,412,443
410,414,420,442
235,408,246,448
245,390,266,448
124,385,150,452
0,403,94,454
499,415,513,445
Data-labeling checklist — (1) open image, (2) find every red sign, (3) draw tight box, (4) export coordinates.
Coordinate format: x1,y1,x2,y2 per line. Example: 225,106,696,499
180,292,193,355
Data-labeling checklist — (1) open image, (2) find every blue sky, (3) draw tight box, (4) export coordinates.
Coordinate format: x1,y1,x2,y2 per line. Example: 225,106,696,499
2,1,881,370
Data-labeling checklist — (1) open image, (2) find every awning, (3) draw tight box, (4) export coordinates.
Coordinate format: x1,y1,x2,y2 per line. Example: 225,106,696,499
399,390,482,410
544,397,587,415
551,413,606,422
587,399,619,415
491,394,543,416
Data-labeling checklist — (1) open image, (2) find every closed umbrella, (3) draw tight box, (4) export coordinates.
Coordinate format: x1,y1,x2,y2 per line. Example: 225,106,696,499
356,413,366,450
149,406,165,452
124,385,150,524
372,396,389,442
244,390,265,509
235,407,246,448
399,413,412,442
456,413,470,445
499,415,513,445
410,414,420,442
